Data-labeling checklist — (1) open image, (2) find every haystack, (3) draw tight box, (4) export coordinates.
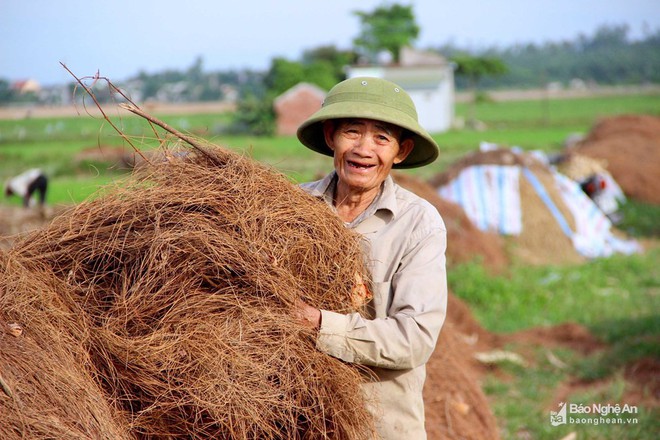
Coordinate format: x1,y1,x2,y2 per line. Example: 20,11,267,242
571,114,660,205
2,141,377,439
0,252,132,439
429,148,583,266
429,148,532,189
515,164,583,265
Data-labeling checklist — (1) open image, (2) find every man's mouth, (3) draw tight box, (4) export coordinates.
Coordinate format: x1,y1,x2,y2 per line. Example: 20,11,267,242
348,160,375,170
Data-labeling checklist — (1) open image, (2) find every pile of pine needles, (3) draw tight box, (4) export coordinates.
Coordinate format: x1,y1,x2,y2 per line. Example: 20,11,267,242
1,92,376,438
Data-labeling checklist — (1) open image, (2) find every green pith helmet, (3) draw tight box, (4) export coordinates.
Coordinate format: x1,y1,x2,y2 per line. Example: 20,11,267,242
296,77,439,169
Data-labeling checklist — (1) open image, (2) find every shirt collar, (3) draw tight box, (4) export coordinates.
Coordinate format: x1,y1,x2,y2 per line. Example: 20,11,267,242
310,171,398,227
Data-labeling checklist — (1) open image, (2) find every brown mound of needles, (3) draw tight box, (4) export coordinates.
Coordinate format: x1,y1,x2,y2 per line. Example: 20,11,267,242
0,78,376,438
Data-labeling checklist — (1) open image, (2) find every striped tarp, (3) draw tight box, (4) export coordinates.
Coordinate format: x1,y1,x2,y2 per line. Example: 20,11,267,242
437,163,641,259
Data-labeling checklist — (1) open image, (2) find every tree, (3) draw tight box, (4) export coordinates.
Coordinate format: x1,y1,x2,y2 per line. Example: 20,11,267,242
301,45,357,83
235,57,340,136
0,79,16,104
186,55,205,84
230,92,275,136
264,58,308,96
353,3,419,64
451,54,508,127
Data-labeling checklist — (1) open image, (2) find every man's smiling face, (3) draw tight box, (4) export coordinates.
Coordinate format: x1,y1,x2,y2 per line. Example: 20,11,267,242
323,118,413,195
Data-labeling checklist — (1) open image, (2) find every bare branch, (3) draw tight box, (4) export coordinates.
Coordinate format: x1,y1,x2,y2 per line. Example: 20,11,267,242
119,103,208,153
60,62,151,165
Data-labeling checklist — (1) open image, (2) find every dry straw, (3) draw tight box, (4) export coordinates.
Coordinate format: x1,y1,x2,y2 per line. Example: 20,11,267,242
0,252,132,439
1,78,377,438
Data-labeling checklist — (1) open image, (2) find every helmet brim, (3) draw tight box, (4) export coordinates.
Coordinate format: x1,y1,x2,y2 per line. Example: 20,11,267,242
297,99,439,169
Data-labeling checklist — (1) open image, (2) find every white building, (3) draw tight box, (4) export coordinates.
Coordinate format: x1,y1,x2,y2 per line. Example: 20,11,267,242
345,47,455,133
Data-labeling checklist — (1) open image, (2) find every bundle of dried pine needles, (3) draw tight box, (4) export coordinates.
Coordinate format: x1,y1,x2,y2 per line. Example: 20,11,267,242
1,128,376,438
0,252,133,439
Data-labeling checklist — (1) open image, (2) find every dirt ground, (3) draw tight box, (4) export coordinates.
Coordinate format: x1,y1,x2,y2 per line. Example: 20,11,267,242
0,205,70,250
0,101,235,120
433,293,658,438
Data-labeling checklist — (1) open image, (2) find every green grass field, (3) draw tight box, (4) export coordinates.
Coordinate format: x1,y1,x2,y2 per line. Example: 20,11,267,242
2,93,658,199
1,92,658,439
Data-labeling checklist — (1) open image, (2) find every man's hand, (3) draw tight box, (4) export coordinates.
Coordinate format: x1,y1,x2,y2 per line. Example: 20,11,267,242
350,272,372,308
295,299,321,330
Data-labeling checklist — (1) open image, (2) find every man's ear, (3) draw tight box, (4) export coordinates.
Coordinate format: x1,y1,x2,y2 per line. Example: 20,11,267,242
393,139,414,165
322,120,336,151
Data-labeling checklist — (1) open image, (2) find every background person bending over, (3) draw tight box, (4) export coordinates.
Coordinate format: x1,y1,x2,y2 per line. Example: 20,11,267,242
4,168,48,208
295,77,448,440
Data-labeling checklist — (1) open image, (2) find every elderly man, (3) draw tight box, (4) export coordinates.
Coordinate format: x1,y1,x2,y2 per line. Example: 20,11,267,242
295,77,448,439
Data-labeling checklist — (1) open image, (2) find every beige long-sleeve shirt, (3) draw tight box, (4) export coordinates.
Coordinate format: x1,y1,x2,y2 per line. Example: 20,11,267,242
301,172,448,440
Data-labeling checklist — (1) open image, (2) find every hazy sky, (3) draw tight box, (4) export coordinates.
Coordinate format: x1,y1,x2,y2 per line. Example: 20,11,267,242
2,0,659,86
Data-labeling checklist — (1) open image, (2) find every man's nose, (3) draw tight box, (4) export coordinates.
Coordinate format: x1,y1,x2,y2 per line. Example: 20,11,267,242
352,136,375,156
